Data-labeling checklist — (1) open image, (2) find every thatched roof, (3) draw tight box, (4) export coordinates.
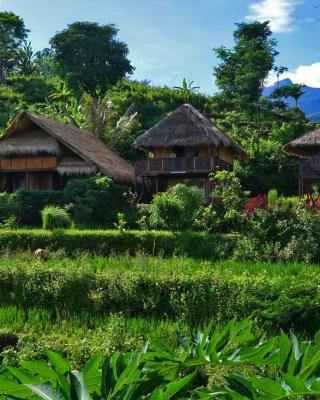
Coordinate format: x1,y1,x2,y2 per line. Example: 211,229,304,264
135,104,248,160
0,129,61,157
283,127,320,158
57,156,97,177
4,111,135,185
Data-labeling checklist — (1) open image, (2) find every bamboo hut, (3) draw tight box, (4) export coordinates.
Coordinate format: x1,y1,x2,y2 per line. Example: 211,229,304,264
134,103,248,202
283,127,320,195
0,111,134,192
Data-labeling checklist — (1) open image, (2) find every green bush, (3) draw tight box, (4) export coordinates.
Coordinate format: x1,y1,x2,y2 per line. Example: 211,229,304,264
0,257,317,331
63,175,133,227
42,206,72,230
210,170,248,232
149,184,202,230
0,229,232,259
234,202,320,263
267,188,278,207
15,189,64,226
0,176,138,229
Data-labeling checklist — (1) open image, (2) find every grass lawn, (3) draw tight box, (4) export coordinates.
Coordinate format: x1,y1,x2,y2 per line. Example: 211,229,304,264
0,253,318,367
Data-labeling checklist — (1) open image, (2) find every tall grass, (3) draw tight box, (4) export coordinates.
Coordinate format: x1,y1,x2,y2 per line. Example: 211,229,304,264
0,251,316,277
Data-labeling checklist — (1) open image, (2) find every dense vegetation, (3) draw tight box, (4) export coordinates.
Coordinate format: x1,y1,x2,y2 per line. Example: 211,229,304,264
2,319,320,399
0,9,319,399
0,11,314,194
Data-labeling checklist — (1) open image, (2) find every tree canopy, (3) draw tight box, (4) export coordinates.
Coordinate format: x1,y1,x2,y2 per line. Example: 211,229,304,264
50,22,134,98
214,21,278,114
0,11,28,83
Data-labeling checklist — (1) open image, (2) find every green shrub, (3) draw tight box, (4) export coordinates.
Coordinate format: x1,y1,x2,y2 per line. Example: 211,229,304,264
0,257,317,331
149,184,202,230
0,193,19,224
0,176,138,229
234,203,320,263
42,206,72,230
15,189,63,226
63,175,133,227
0,229,232,259
210,170,248,232
267,188,278,207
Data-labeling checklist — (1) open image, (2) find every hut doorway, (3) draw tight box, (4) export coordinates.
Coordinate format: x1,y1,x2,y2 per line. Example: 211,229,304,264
172,146,198,158
0,172,27,192
29,172,53,190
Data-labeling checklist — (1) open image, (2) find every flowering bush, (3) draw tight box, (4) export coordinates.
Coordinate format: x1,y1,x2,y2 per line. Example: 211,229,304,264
243,194,267,216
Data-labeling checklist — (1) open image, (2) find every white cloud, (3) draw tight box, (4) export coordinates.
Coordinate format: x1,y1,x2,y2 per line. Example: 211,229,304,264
246,0,301,33
267,62,320,87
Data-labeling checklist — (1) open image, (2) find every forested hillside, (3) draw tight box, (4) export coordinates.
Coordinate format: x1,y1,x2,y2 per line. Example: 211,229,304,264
0,12,315,195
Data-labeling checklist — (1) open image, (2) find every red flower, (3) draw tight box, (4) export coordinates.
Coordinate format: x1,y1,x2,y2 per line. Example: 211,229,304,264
244,194,267,216
307,196,320,213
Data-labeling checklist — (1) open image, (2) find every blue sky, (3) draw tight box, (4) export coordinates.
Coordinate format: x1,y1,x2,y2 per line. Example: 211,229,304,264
1,0,320,93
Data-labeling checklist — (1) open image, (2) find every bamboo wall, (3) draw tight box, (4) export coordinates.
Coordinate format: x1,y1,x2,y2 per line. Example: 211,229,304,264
0,156,57,171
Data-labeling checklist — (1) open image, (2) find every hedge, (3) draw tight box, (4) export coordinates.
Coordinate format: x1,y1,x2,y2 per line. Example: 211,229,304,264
0,230,235,258
0,261,318,332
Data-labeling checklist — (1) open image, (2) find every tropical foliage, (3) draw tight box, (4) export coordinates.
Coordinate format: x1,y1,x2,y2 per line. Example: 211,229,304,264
1,320,320,399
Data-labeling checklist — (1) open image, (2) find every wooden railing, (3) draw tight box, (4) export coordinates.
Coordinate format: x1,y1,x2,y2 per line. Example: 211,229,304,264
135,156,232,175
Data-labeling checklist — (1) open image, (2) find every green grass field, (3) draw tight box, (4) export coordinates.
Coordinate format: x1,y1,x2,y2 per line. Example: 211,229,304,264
0,251,317,276
0,253,318,367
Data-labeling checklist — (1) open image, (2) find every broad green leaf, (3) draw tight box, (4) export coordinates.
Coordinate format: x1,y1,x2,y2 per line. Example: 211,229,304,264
0,376,33,398
153,371,196,399
100,353,120,398
299,344,320,380
281,372,307,393
278,331,292,370
69,371,89,400
251,376,286,399
6,367,42,384
82,355,102,394
225,375,255,399
21,361,58,384
26,383,65,400
45,350,70,376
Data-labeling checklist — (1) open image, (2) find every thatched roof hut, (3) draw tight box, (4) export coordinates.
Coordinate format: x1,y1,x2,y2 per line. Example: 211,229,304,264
135,103,248,160
3,111,135,185
0,129,61,157
283,127,320,158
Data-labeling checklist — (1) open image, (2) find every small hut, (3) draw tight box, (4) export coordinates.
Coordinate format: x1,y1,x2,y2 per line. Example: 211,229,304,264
0,111,134,192
283,127,320,195
134,103,248,202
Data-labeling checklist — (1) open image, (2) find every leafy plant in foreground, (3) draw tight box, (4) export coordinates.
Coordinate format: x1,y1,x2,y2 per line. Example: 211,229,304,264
2,320,320,398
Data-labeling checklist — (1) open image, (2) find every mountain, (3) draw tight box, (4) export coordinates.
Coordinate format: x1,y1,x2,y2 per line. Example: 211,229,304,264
263,79,320,122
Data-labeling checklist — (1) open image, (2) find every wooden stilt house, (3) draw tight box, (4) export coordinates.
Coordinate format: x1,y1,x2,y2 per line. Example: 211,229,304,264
134,104,248,202
283,128,320,196
0,111,134,191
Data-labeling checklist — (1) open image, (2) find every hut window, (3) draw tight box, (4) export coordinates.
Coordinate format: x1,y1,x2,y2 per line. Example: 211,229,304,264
173,146,185,158
14,173,27,191
173,146,198,158
185,146,198,158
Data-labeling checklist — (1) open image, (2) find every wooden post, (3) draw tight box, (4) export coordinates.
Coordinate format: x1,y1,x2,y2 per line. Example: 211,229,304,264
26,172,30,189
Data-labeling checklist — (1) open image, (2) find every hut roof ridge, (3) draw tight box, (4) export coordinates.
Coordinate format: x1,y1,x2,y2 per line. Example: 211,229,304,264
135,103,248,159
